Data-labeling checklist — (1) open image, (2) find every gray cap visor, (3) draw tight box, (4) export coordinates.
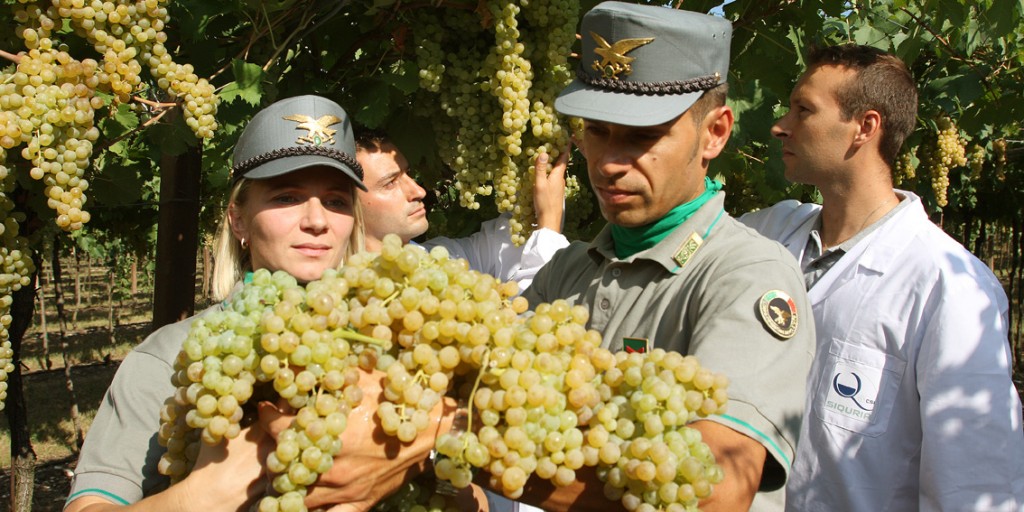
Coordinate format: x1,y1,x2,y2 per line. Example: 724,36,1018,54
241,154,367,191
555,79,704,127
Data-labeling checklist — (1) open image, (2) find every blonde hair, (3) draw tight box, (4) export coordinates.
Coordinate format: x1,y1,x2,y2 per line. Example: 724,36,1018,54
210,177,365,301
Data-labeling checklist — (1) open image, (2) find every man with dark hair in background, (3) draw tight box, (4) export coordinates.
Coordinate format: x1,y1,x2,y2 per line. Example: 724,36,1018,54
741,44,1024,511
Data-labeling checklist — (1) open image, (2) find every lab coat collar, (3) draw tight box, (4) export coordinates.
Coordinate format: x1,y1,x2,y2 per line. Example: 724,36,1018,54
807,189,926,304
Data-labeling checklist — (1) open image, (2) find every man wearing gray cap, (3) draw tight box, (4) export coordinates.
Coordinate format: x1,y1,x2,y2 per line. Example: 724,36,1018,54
521,2,815,510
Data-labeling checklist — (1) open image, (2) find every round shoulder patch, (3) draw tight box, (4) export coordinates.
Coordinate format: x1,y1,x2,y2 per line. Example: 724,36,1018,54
758,290,798,340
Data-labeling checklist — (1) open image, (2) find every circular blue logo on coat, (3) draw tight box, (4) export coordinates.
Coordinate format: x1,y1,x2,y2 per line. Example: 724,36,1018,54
832,372,874,411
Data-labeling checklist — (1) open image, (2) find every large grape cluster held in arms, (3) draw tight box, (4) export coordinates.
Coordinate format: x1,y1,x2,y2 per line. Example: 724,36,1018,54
158,234,730,512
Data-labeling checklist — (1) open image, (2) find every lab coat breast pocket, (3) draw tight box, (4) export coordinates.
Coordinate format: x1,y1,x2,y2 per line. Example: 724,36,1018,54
812,339,906,436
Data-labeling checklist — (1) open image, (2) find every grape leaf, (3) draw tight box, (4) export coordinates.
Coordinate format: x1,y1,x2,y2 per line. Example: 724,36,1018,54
220,60,266,106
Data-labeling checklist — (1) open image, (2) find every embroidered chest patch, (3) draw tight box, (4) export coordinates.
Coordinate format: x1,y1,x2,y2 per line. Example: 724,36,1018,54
672,232,703,269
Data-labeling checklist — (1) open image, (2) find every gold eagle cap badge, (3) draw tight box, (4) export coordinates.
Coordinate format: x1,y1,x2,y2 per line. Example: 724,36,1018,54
590,31,655,80
283,114,342,146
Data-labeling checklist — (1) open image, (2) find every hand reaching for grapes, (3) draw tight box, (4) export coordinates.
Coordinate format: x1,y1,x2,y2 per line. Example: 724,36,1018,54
533,150,569,233
259,367,457,512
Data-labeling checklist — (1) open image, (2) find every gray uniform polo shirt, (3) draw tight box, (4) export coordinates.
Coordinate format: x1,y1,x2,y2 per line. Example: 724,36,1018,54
67,303,224,506
523,192,815,508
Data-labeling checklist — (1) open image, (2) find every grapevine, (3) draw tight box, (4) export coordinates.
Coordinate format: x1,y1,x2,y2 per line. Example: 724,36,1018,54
159,234,730,512
0,0,216,410
408,0,581,245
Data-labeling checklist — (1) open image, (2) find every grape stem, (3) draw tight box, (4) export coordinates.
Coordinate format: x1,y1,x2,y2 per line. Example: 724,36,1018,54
736,148,764,164
133,96,178,109
381,289,400,307
94,108,171,154
464,349,491,442
336,328,393,351
0,50,21,64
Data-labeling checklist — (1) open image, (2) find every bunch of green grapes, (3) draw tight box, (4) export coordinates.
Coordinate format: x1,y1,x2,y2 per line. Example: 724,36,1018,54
921,117,967,207
431,312,728,512
408,0,580,245
893,149,916,186
968,144,985,179
1,45,100,231
158,269,384,512
1,0,216,232
158,236,524,511
61,0,218,138
160,234,729,511
0,159,35,411
593,351,727,512
993,138,1007,180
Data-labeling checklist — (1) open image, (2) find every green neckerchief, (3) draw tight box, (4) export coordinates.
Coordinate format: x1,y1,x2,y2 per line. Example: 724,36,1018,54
611,177,723,259
243,271,254,284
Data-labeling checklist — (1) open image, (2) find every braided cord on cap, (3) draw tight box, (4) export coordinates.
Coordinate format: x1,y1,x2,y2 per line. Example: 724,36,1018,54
231,145,364,182
577,68,721,96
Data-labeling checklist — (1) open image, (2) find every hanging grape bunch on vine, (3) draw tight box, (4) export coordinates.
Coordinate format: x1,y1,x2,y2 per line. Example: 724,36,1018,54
921,117,968,208
0,0,219,410
408,0,583,245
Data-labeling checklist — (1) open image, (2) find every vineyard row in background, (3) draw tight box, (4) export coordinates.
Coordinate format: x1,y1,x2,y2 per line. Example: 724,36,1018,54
19,221,1024,376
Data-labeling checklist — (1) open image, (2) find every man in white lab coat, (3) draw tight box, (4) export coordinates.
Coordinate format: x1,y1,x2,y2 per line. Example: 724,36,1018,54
741,44,1024,511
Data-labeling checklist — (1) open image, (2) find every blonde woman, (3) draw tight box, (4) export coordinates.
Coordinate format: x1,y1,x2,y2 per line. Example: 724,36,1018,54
66,95,367,512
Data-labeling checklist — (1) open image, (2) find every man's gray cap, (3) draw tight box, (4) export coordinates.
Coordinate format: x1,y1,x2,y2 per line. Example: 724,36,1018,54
231,95,366,190
555,2,731,127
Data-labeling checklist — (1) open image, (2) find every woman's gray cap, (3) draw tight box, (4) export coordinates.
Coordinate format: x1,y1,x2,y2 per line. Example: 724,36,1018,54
230,95,366,190
555,1,731,127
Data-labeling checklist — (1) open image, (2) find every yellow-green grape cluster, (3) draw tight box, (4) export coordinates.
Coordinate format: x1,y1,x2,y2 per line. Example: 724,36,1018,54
158,269,377,512
415,272,729,512
595,351,728,512
0,0,216,231
511,0,578,241
408,8,502,213
352,235,524,443
0,338,13,409
160,234,730,511
1,44,100,230
412,17,445,93
968,144,985,179
433,311,729,511
994,138,1007,180
60,0,218,138
485,0,532,237
0,162,35,411
893,150,916,186
433,298,609,498
410,0,578,245
923,118,967,207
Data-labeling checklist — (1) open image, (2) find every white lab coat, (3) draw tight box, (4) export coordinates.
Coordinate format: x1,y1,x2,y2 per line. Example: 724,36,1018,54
422,213,569,292
741,190,1024,512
